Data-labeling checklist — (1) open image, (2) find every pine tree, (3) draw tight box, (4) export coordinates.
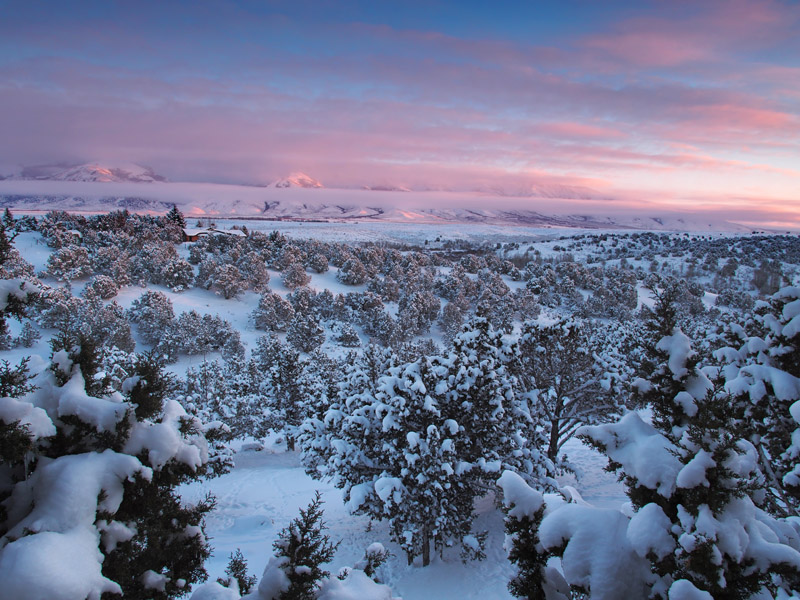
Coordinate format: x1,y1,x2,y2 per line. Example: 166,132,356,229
0,328,223,599
574,291,800,598
253,292,295,332
0,225,11,266
287,313,325,353
264,491,340,600
718,286,800,516
218,548,257,594
254,337,305,450
498,472,551,600
166,204,187,228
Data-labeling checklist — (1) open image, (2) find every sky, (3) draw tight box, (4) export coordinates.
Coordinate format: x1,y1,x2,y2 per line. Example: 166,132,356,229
0,0,798,221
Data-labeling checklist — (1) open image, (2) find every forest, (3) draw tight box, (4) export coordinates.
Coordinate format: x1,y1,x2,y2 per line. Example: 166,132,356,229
0,207,799,599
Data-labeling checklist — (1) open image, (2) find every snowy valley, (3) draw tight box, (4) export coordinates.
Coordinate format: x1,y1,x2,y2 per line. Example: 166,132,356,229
0,208,799,600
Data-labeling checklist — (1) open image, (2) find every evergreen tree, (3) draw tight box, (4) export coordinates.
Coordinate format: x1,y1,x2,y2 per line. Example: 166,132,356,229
0,328,223,599
0,225,11,267
253,292,295,332
302,317,553,567
254,337,305,450
718,286,800,516
287,313,325,353
218,548,257,595
261,491,340,600
166,204,187,228
498,471,552,600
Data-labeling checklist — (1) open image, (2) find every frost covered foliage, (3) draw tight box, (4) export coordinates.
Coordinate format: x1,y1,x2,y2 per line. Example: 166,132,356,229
0,278,37,349
514,318,624,462
128,292,243,362
301,318,554,566
182,336,342,447
715,286,800,516
0,336,224,599
501,287,800,599
253,292,295,332
190,548,398,600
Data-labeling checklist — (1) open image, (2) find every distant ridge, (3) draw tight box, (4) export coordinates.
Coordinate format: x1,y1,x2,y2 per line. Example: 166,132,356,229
7,162,167,183
0,178,754,232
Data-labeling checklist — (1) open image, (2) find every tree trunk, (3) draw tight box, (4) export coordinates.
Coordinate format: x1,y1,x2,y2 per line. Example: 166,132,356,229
547,417,560,463
422,527,431,567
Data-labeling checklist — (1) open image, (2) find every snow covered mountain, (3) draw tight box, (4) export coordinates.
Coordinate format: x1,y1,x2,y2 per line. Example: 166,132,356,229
269,172,323,189
0,179,759,232
12,162,167,183
362,184,412,192
479,183,607,201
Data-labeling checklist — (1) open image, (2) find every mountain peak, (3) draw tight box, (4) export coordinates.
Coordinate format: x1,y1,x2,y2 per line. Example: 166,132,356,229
270,172,323,189
17,162,167,183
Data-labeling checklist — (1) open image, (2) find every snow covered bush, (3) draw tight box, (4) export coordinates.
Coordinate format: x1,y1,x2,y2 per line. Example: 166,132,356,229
287,313,326,353
161,257,195,291
83,273,120,299
44,243,93,281
337,257,368,286
213,264,247,299
253,292,295,332
283,262,311,289
128,290,177,346
308,252,329,274
0,334,224,598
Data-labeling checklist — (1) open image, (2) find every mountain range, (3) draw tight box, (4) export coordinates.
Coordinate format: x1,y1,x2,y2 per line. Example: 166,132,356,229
0,162,762,232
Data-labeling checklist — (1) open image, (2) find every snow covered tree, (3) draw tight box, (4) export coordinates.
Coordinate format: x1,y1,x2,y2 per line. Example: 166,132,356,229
505,289,800,599
283,262,311,289
161,258,195,292
218,549,257,595
128,290,177,346
45,243,93,281
288,286,317,317
498,471,554,600
213,264,246,299
335,322,361,347
253,292,295,332
287,313,325,353
308,252,329,274
239,251,271,291
716,286,800,516
515,318,622,463
337,257,368,286
397,290,440,337
258,491,339,600
303,317,553,567
252,336,306,450
15,320,40,348
0,329,223,599
447,316,552,487
83,274,120,299
438,301,464,343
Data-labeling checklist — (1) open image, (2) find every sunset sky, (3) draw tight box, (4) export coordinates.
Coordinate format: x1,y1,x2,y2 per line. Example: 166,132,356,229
0,0,798,219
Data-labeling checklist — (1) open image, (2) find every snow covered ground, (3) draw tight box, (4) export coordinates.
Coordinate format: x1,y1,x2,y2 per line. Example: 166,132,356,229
12,223,630,598
180,437,623,600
